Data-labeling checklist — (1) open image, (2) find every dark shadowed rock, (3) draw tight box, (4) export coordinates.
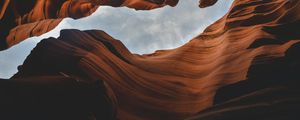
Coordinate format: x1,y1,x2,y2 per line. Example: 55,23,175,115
199,0,218,8
1,0,300,119
0,76,116,120
189,43,300,120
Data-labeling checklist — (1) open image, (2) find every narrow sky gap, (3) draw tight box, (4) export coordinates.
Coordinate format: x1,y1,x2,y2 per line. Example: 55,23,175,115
0,0,234,78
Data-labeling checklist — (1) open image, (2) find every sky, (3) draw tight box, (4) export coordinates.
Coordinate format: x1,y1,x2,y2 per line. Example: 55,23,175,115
0,0,234,78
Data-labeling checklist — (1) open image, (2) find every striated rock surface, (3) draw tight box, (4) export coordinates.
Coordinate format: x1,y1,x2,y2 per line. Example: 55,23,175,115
0,0,179,50
188,42,300,120
199,0,218,8
11,0,300,119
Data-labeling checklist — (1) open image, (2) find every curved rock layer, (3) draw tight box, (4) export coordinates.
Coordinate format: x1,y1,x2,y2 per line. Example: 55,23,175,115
11,0,300,120
199,0,218,8
0,0,179,50
188,42,300,120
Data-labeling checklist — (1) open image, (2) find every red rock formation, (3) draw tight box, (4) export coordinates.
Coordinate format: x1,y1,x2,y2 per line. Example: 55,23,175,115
11,0,300,119
188,42,300,120
0,0,179,50
0,0,215,50
199,0,218,8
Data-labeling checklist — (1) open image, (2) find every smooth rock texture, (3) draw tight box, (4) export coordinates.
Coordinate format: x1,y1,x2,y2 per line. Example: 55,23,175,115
1,0,300,119
188,42,300,120
199,0,218,8
0,0,179,50
11,0,300,119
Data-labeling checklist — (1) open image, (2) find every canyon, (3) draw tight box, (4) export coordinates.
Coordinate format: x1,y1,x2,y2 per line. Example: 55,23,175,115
0,0,300,120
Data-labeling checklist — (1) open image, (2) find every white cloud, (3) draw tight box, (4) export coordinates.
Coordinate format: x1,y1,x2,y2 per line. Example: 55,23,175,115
0,0,233,78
